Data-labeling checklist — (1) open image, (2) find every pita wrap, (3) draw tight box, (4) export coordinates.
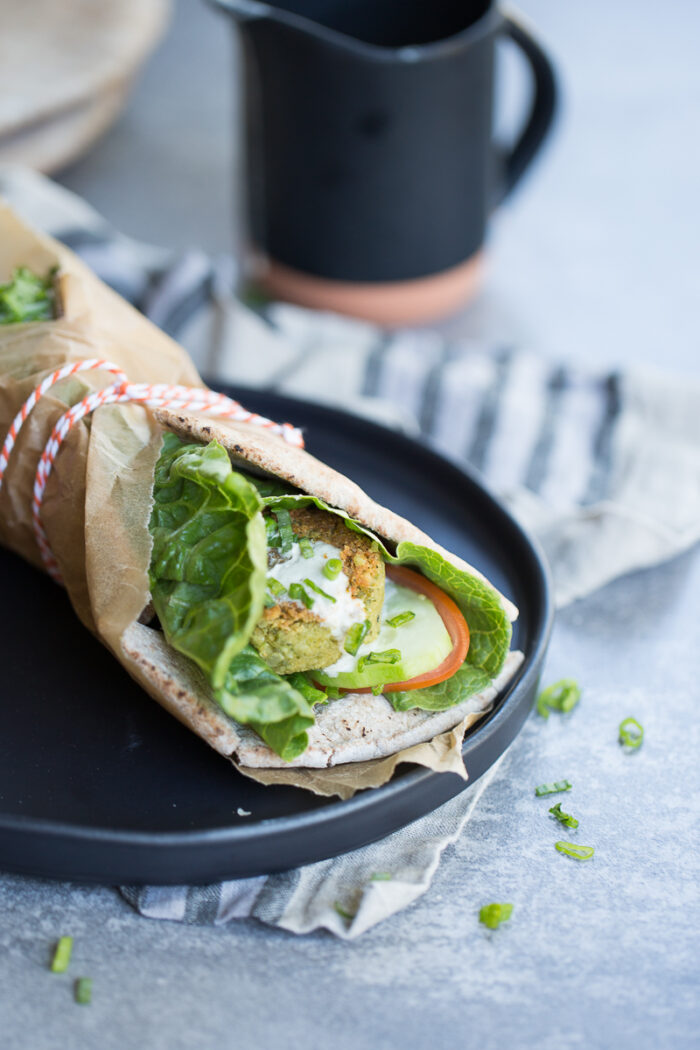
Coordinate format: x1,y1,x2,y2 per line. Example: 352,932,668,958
0,202,523,796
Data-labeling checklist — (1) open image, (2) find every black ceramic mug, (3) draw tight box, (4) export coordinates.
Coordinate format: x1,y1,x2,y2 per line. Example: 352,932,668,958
212,0,558,324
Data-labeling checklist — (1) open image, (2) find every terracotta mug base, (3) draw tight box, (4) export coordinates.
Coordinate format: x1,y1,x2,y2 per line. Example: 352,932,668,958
253,252,484,326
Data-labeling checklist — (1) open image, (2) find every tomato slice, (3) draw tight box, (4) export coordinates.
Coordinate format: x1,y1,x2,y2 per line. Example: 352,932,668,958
341,564,469,694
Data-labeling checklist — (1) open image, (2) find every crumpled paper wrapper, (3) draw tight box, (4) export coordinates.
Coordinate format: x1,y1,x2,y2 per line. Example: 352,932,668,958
0,202,489,798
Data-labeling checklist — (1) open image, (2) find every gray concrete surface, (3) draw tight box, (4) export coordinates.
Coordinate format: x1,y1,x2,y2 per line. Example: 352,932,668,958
3,2,700,1048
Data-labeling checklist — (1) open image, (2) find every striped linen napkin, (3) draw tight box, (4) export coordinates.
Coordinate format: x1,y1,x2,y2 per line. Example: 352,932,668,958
2,165,699,937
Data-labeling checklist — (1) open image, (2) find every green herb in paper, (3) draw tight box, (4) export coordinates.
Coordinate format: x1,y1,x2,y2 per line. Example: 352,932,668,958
0,266,56,324
479,903,513,930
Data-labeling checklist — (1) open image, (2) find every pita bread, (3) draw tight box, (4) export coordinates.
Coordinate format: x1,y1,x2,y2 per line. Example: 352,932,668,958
117,407,522,768
121,621,523,768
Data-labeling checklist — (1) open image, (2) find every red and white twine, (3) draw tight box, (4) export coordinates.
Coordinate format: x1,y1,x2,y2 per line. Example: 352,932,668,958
0,358,304,583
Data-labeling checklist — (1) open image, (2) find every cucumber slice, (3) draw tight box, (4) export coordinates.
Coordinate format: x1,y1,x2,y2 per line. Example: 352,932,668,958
313,581,452,689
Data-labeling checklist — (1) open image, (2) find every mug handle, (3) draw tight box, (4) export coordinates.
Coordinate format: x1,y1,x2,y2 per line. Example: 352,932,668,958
496,12,558,201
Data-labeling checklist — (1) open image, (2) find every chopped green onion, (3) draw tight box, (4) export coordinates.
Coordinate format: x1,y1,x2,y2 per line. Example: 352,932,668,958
344,620,370,656
304,578,336,603
534,780,572,797
288,582,314,609
333,902,355,922
370,872,392,881
619,717,644,750
74,977,92,1005
263,594,276,608
273,509,295,553
268,577,285,597
386,611,416,629
0,266,56,325
357,649,401,672
536,678,581,719
479,903,513,930
50,936,73,973
265,517,281,548
323,558,343,581
555,841,594,861
549,802,579,828
288,673,327,706
298,537,314,559
371,684,385,696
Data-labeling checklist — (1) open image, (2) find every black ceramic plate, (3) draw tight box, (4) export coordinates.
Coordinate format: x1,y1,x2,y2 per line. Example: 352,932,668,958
0,387,552,884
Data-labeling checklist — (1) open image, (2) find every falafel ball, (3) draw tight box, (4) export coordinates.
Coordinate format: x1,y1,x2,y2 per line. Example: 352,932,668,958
251,507,385,675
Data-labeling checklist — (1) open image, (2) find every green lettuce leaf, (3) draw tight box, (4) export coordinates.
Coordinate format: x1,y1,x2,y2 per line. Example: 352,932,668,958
218,647,315,761
262,493,512,712
149,433,269,687
0,266,56,324
149,435,317,760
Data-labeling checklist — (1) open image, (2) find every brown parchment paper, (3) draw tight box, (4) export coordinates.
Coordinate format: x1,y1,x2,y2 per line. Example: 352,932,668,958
0,203,514,799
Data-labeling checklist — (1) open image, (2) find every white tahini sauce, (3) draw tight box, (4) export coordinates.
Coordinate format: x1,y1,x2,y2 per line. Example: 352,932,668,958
324,577,402,674
268,541,366,641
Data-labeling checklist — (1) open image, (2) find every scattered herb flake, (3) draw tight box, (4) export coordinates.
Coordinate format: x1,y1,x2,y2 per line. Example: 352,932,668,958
534,780,572,797
50,936,73,973
323,558,342,581
479,903,513,930
619,717,644,750
273,509,294,553
74,977,92,1005
357,649,401,672
288,582,314,609
344,620,370,656
536,679,581,719
304,578,336,603
265,517,281,548
334,902,355,922
555,841,594,861
549,802,579,828
370,872,392,881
